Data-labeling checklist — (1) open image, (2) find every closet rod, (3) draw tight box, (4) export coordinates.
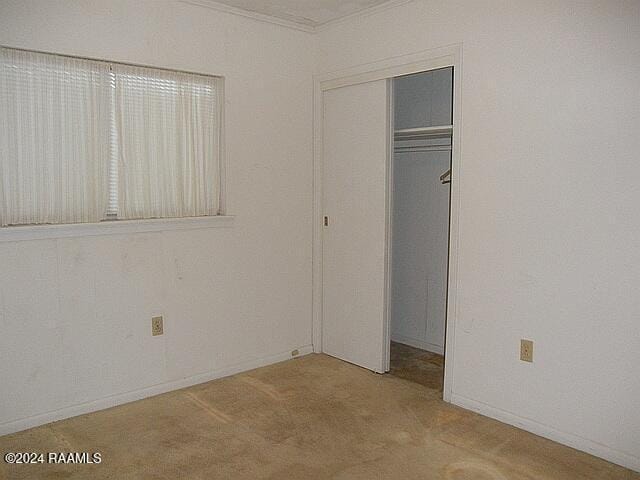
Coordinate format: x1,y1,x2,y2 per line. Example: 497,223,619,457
394,124,453,141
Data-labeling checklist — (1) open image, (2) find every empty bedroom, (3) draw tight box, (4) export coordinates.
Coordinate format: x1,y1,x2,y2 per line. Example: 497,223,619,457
0,0,639,478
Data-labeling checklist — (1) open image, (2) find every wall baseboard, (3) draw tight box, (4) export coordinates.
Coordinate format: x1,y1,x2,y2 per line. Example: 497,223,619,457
0,345,313,437
450,393,640,473
391,334,444,355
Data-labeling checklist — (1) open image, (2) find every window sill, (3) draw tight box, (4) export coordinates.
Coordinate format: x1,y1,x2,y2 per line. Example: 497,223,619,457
0,216,235,243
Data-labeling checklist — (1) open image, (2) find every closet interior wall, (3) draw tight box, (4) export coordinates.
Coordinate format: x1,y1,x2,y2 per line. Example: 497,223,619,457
391,68,453,355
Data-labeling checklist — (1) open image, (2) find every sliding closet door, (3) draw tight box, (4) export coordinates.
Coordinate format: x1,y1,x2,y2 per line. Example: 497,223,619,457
322,79,389,373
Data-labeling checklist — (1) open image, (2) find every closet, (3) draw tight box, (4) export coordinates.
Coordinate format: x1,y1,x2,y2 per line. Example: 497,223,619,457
390,68,453,361
320,63,456,379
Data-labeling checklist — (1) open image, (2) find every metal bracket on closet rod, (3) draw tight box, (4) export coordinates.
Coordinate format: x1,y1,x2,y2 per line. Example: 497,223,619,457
440,169,451,185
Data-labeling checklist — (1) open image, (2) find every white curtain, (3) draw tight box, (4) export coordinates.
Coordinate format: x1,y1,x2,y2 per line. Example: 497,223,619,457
113,64,220,220
0,47,112,226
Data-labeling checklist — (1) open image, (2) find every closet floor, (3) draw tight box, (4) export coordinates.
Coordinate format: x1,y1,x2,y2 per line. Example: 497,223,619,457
389,341,444,391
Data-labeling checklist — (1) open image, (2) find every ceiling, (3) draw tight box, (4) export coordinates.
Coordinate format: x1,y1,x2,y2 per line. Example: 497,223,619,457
203,0,391,28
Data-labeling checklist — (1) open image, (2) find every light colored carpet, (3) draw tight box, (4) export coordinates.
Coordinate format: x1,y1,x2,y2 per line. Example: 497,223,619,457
0,354,637,479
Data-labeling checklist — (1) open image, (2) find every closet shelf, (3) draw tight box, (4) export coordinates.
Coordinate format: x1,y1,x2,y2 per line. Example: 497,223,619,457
394,146,451,153
394,124,453,141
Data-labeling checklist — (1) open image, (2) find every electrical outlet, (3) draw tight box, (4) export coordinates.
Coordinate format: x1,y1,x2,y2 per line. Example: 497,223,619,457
152,316,164,336
520,339,533,362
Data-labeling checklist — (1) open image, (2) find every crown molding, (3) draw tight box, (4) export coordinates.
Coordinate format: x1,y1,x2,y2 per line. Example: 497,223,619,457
180,0,416,34
180,0,316,33
315,0,415,32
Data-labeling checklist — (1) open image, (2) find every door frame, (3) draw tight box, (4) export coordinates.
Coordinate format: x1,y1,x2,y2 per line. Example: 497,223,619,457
312,44,463,402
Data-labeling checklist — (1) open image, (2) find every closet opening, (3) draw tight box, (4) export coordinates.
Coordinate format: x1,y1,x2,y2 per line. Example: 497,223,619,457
388,67,454,394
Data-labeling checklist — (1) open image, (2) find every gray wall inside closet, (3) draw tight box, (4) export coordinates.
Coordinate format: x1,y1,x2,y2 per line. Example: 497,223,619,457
391,67,453,354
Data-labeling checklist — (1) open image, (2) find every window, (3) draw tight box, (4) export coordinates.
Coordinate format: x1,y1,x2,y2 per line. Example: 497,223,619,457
0,47,223,227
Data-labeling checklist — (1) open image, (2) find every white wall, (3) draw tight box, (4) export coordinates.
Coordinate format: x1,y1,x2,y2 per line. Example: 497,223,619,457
0,0,315,433
318,0,640,471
